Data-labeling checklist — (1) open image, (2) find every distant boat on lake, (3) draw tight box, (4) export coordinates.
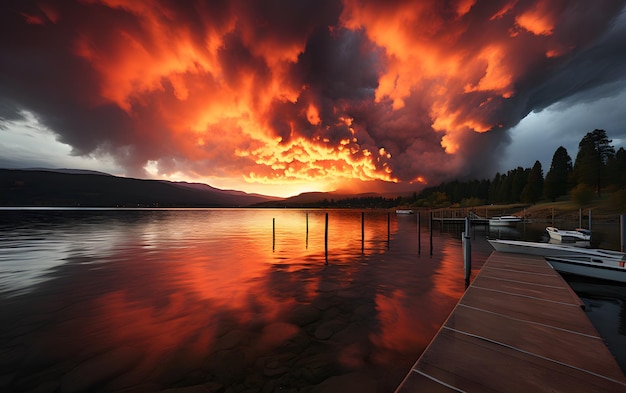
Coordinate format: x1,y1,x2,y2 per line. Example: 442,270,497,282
395,209,414,214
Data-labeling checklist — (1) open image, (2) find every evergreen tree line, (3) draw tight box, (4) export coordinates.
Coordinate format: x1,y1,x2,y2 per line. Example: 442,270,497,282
408,129,626,208
302,196,402,209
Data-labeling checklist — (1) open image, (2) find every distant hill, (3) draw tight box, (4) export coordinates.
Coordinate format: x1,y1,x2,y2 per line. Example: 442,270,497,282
252,191,397,208
0,169,279,207
23,168,114,176
171,181,280,200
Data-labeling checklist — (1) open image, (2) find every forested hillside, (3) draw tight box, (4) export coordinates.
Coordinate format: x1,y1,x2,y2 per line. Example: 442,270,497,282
401,129,626,210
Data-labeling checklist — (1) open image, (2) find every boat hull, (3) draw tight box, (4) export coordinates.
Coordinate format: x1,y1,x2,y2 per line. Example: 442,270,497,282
545,257,626,283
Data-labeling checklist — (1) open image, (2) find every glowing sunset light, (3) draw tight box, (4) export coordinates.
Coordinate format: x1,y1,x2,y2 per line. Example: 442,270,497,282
412,176,427,185
1,0,625,197
515,0,557,36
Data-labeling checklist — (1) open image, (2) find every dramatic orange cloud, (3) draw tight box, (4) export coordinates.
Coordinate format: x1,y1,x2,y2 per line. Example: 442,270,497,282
2,0,624,196
515,0,557,36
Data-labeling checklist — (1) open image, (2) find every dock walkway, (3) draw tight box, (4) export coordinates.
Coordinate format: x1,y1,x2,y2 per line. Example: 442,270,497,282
395,251,626,393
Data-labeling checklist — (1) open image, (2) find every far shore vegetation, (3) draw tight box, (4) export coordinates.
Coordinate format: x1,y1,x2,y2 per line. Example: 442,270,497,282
317,129,625,220
397,129,626,220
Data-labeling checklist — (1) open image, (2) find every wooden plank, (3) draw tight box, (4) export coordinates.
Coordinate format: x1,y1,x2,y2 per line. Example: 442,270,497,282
395,251,626,393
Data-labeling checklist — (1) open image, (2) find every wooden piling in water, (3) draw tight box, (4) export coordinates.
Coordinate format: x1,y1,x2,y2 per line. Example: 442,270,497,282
272,218,275,251
429,211,433,256
361,212,365,254
324,212,329,264
387,212,390,248
417,211,421,255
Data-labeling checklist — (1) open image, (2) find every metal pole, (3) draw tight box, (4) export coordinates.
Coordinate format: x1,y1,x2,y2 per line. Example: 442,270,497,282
463,216,471,283
579,208,582,228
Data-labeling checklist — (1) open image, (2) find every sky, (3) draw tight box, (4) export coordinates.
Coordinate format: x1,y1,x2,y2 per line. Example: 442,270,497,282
1,0,625,198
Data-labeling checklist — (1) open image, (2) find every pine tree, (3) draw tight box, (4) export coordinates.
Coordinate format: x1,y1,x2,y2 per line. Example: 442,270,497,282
489,173,501,202
511,167,528,203
521,161,544,203
573,129,615,197
607,147,626,189
543,146,572,201
497,173,512,203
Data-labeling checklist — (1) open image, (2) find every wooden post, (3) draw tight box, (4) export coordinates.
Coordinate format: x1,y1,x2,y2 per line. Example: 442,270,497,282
306,212,309,249
417,211,421,255
325,212,329,264
387,212,390,249
588,209,592,231
272,218,275,251
429,211,433,256
361,211,365,254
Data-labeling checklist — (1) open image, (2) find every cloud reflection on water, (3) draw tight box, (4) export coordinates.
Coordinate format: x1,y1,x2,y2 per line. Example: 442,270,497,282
0,209,487,392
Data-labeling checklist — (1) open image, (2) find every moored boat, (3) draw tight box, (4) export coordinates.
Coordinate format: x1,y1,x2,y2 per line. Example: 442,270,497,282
487,239,626,283
546,226,591,242
395,209,414,214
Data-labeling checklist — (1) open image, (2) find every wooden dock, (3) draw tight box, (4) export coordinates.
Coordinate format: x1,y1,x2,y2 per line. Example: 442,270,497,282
395,251,626,393
430,209,490,225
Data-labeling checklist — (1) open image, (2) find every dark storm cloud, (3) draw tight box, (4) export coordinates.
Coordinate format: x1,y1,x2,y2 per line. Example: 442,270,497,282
526,8,626,112
1,0,625,191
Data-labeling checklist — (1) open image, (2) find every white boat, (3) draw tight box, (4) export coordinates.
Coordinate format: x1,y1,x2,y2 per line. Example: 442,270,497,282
546,226,591,241
487,239,626,283
488,215,522,226
395,209,414,214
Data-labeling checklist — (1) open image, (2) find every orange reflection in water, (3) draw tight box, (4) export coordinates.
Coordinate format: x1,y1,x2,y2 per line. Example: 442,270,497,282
0,210,484,392
366,231,469,368
371,289,433,353
432,237,468,302
78,211,396,368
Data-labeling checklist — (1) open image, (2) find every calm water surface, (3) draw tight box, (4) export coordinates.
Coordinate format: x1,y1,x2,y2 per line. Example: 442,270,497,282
0,209,494,393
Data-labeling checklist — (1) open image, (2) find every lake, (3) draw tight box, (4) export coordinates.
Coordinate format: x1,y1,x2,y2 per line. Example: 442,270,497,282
0,208,623,392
